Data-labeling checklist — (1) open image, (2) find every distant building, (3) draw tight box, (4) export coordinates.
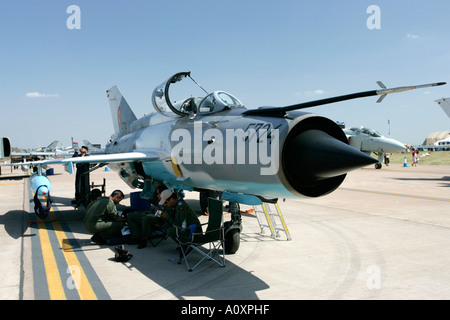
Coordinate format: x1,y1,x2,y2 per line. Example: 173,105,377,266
422,131,450,145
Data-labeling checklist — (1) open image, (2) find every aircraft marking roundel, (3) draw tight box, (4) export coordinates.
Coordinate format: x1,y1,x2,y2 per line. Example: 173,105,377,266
117,106,122,129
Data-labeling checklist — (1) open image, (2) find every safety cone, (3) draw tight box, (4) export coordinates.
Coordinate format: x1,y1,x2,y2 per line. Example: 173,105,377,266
403,157,408,167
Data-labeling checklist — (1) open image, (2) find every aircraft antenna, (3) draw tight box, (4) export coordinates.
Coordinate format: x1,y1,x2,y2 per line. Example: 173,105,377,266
188,74,209,95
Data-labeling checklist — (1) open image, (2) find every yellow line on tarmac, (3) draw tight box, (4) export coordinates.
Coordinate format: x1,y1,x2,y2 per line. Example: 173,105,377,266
38,209,97,300
38,222,67,300
52,218,98,300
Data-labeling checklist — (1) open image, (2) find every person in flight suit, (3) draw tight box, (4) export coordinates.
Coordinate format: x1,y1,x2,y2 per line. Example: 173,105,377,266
84,190,126,244
126,184,168,249
159,190,202,242
72,145,90,207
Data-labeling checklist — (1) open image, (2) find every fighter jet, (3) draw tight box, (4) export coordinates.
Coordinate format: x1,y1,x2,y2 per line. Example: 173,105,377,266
82,140,103,153
343,126,406,169
1,72,445,252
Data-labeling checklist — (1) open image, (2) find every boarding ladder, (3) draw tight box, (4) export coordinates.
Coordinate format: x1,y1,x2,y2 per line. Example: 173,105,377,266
253,202,291,240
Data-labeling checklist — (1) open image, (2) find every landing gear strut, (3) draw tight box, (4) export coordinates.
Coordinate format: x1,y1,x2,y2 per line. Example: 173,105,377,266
199,190,242,254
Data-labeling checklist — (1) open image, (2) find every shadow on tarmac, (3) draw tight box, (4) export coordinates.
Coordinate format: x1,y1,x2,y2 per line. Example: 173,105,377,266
14,195,270,300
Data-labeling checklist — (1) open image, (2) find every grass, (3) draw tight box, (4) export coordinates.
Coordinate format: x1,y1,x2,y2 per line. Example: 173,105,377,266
384,150,450,166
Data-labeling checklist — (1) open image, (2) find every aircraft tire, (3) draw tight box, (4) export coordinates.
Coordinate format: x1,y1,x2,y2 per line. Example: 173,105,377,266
224,228,240,254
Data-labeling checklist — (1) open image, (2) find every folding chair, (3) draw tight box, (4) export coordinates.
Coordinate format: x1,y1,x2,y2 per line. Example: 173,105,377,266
149,230,168,247
177,198,225,271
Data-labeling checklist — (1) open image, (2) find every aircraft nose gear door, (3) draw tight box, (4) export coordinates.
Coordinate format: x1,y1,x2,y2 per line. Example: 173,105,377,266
152,71,194,118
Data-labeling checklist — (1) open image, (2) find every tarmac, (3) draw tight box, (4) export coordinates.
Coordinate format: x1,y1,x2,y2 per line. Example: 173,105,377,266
1,162,450,301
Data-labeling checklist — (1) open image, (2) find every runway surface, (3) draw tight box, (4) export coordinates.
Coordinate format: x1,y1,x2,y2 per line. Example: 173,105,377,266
1,163,449,300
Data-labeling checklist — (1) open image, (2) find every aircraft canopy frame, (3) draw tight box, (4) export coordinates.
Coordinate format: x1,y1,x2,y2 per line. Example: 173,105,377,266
151,71,245,118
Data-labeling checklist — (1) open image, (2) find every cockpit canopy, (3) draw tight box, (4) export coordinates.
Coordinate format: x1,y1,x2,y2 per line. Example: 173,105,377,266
152,71,244,118
198,91,244,113
349,126,383,138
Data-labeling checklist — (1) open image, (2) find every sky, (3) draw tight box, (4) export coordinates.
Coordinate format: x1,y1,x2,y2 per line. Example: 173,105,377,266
1,0,449,149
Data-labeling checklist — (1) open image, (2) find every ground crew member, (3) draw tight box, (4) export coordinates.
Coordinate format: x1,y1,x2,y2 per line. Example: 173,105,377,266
127,184,168,249
160,190,202,242
72,145,90,207
84,190,126,244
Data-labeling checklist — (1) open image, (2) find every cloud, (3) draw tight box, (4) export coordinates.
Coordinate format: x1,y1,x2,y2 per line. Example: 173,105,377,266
406,33,419,39
294,89,327,97
25,92,59,98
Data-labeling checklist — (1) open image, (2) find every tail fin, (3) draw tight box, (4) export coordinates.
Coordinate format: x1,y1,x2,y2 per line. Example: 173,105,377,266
0,137,11,159
435,98,450,119
107,86,137,136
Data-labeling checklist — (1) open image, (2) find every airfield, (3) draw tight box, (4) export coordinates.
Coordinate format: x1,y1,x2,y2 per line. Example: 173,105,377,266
1,161,450,301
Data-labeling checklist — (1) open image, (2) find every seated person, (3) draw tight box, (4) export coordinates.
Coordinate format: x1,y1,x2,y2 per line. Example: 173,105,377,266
84,190,126,244
159,190,202,243
127,184,168,249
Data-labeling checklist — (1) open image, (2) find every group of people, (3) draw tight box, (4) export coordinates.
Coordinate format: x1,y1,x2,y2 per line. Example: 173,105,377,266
83,185,202,249
70,145,202,249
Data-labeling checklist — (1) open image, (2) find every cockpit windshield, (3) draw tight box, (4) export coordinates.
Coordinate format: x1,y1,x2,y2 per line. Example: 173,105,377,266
198,91,244,114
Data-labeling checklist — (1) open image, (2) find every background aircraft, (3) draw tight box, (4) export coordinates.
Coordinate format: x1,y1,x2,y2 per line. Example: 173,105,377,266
342,126,406,169
435,98,450,119
82,140,103,153
0,137,11,160
1,72,444,252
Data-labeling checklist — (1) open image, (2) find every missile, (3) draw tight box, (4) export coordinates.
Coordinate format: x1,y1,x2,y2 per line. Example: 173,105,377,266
375,81,447,103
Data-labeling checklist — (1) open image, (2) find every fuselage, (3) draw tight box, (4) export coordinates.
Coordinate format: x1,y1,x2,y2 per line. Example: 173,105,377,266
105,108,375,200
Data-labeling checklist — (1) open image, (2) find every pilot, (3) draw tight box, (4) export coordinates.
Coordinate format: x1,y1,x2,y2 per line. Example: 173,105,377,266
126,184,168,249
84,190,127,245
159,190,202,243
72,145,90,207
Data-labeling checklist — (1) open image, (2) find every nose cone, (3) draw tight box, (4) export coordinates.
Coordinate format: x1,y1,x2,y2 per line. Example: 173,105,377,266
38,187,49,196
381,138,406,153
284,129,378,184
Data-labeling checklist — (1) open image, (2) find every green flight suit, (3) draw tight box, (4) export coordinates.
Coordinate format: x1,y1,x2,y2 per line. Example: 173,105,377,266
162,200,202,241
127,208,165,244
84,197,124,241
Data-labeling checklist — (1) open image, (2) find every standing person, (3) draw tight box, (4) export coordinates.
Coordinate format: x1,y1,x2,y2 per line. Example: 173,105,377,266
84,190,126,244
384,153,390,166
412,149,418,167
72,145,90,207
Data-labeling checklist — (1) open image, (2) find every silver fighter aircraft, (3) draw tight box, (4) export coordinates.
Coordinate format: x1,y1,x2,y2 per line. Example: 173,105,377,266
343,126,406,169
1,72,445,252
